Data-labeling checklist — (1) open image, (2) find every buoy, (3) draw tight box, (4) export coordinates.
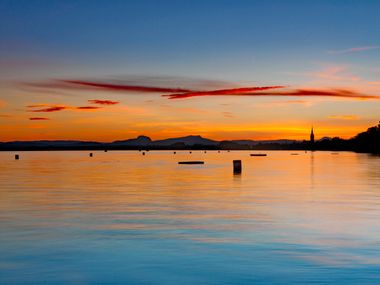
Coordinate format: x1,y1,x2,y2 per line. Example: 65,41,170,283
233,160,242,174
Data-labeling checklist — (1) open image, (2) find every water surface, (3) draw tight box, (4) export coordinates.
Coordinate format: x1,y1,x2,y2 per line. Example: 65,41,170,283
0,151,379,284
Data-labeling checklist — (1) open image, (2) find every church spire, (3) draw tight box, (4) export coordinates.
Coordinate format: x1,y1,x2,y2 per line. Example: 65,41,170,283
310,126,315,144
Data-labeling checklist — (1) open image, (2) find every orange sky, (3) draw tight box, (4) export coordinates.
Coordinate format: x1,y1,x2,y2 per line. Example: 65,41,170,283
1,84,378,142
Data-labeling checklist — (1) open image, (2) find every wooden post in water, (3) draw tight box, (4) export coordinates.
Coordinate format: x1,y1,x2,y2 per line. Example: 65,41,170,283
89,153,93,157
142,152,145,155
173,151,176,154
15,154,19,160
233,160,242,174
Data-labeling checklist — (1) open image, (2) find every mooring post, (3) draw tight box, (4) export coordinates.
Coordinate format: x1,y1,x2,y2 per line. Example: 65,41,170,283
142,152,145,155
233,160,242,174
89,153,93,157
173,151,176,154
15,154,19,160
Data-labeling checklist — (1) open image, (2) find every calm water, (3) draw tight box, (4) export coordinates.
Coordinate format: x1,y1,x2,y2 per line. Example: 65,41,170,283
0,150,379,284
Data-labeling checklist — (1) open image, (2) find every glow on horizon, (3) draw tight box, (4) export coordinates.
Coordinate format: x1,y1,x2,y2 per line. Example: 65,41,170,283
1,1,380,141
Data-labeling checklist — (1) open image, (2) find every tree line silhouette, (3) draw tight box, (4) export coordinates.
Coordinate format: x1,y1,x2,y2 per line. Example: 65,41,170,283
1,122,379,153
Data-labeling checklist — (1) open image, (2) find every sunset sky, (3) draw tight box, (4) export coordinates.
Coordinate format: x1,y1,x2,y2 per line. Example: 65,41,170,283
1,0,380,141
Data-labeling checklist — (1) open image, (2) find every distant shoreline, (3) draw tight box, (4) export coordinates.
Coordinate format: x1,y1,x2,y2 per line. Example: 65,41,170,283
1,122,379,153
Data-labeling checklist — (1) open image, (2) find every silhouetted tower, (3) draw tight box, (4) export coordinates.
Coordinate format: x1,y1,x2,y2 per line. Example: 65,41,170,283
310,127,315,144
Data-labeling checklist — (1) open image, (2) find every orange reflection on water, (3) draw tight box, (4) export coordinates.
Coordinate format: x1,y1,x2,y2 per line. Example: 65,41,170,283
0,150,379,267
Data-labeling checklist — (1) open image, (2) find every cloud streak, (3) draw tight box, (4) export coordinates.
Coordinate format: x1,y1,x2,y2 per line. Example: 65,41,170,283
30,106,67,112
328,115,360,120
58,80,193,93
163,87,380,99
328,46,379,54
89,99,120,105
27,105,102,112
163,86,286,99
24,78,380,101
76,106,102,110
165,88,380,100
29,117,50,120
239,89,380,99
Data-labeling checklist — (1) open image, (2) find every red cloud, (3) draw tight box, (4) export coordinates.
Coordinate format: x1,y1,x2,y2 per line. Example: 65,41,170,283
61,80,193,93
76,106,102,110
232,89,380,99
24,78,380,101
165,88,380,100
164,86,286,99
88,99,119,105
27,105,102,112
30,106,67,112
29,117,50,120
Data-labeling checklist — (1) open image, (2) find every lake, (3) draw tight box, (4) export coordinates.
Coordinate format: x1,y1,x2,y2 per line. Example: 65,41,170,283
0,150,379,284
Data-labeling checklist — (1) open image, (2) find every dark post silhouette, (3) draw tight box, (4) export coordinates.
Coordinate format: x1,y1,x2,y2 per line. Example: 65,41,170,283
233,160,242,174
89,153,93,157
15,154,19,160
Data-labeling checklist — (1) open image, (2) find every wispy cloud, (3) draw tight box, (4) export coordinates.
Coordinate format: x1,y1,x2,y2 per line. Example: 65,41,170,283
163,86,286,99
76,106,102,110
27,105,102,112
166,88,380,100
328,46,379,54
89,99,120,105
27,80,194,93
222,111,234,118
23,77,380,101
327,115,360,120
26,104,52,108
312,65,360,82
29,106,67,112
284,100,308,104
29,117,50,120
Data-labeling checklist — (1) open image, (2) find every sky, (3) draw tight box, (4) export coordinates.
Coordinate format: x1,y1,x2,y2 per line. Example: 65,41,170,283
1,0,380,142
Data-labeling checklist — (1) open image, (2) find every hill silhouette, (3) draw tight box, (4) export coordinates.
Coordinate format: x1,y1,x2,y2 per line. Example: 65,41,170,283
1,122,379,153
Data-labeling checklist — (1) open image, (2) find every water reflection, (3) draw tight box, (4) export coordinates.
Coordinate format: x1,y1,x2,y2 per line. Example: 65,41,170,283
0,151,379,284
